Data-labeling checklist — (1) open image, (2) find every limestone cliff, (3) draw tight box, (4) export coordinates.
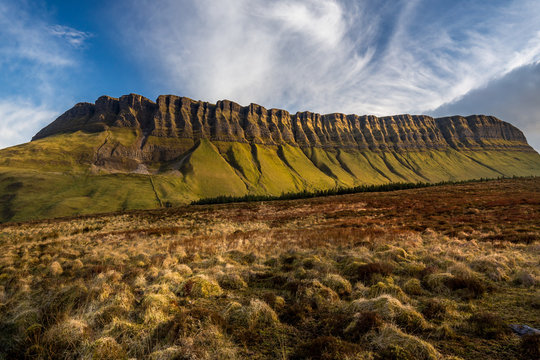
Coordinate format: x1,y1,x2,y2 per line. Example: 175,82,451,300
1,93,539,222
33,94,532,160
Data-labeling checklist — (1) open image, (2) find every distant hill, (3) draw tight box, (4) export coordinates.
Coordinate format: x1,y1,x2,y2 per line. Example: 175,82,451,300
1,93,540,222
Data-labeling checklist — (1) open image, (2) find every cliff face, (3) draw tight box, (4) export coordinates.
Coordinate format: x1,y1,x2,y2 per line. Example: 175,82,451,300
33,94,531,155
2,93,540,222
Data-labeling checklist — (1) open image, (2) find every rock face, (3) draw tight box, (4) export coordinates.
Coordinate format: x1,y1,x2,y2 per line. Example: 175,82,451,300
1,93,539,223
33,94,532,161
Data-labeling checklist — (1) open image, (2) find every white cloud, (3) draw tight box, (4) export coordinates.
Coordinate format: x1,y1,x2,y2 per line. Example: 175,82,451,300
117,0,540,117
0,2,77,67
2,0,539,150
48,25,92,48
262,0,346,47
116,0,375,112
0,1,90,149
0,99,57,149
432,61,540,152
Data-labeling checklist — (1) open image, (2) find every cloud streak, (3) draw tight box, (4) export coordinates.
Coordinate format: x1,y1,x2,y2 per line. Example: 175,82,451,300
117,0,540,118
0,99,57,148
48,25,93,48
0,2,88,68
1,0,539,150
432,61,540,152
0,0,92,148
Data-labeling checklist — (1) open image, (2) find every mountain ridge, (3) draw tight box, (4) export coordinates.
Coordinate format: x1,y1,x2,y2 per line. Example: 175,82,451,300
1,93,540,223
33,93,531,155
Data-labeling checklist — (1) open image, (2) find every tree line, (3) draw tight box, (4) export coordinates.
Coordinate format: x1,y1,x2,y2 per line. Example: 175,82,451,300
191,176,531,205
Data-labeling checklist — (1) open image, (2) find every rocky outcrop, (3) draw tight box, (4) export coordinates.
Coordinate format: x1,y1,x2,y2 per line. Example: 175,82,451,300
1,93,538,222
33,94,533,154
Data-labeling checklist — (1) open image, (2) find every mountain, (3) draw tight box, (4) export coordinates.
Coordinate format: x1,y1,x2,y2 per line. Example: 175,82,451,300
1,93,540,222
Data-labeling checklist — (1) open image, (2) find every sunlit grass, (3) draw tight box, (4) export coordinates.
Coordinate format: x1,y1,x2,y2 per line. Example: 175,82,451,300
0,178,538,359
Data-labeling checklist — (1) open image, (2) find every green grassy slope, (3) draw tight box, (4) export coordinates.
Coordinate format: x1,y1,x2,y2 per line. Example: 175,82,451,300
0,131,106,172
179,139,248,198
0,168,160,222
278,144,336,190
1,130,540,222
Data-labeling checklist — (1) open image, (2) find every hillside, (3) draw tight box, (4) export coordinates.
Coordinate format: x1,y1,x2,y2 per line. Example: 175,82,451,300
1,93,540,222
1,178,539,359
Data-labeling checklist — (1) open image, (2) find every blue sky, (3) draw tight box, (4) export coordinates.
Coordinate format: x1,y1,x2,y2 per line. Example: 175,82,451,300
1,0,540,150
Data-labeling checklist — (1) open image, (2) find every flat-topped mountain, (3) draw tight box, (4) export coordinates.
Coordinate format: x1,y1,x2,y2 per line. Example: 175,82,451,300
1,93,540,222
34,93,530,151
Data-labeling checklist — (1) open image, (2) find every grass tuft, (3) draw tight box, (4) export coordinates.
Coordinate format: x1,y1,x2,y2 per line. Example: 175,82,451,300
468,312,511,339
373,324,441,360
520,333,540,360
0,178,538,359
349,295,428,331
180,274,223,298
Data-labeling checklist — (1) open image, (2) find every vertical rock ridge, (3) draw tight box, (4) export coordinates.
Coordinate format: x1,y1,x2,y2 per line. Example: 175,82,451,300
32,94,534,155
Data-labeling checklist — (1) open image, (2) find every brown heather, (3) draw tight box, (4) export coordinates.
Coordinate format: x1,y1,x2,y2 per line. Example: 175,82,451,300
0,178,538,359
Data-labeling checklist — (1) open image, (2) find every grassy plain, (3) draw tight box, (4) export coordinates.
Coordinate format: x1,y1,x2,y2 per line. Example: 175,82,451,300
0,178,539,359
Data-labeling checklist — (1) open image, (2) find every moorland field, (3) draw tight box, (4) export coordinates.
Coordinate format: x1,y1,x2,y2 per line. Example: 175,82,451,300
0,178,539,359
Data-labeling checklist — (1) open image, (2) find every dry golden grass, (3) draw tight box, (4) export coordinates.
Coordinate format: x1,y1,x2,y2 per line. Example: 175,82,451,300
0,178,538,359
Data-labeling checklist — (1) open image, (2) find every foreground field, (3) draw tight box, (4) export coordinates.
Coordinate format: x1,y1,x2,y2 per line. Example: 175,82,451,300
0,178,539,359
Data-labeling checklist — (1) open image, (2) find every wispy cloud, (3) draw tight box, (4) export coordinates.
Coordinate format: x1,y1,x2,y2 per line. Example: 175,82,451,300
117,0,540,116
115,0,375,112
48,25,92,48
1,0,539,150
0,2,79,67
432,61,540,152
0,99,57,148
0,0,90,148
